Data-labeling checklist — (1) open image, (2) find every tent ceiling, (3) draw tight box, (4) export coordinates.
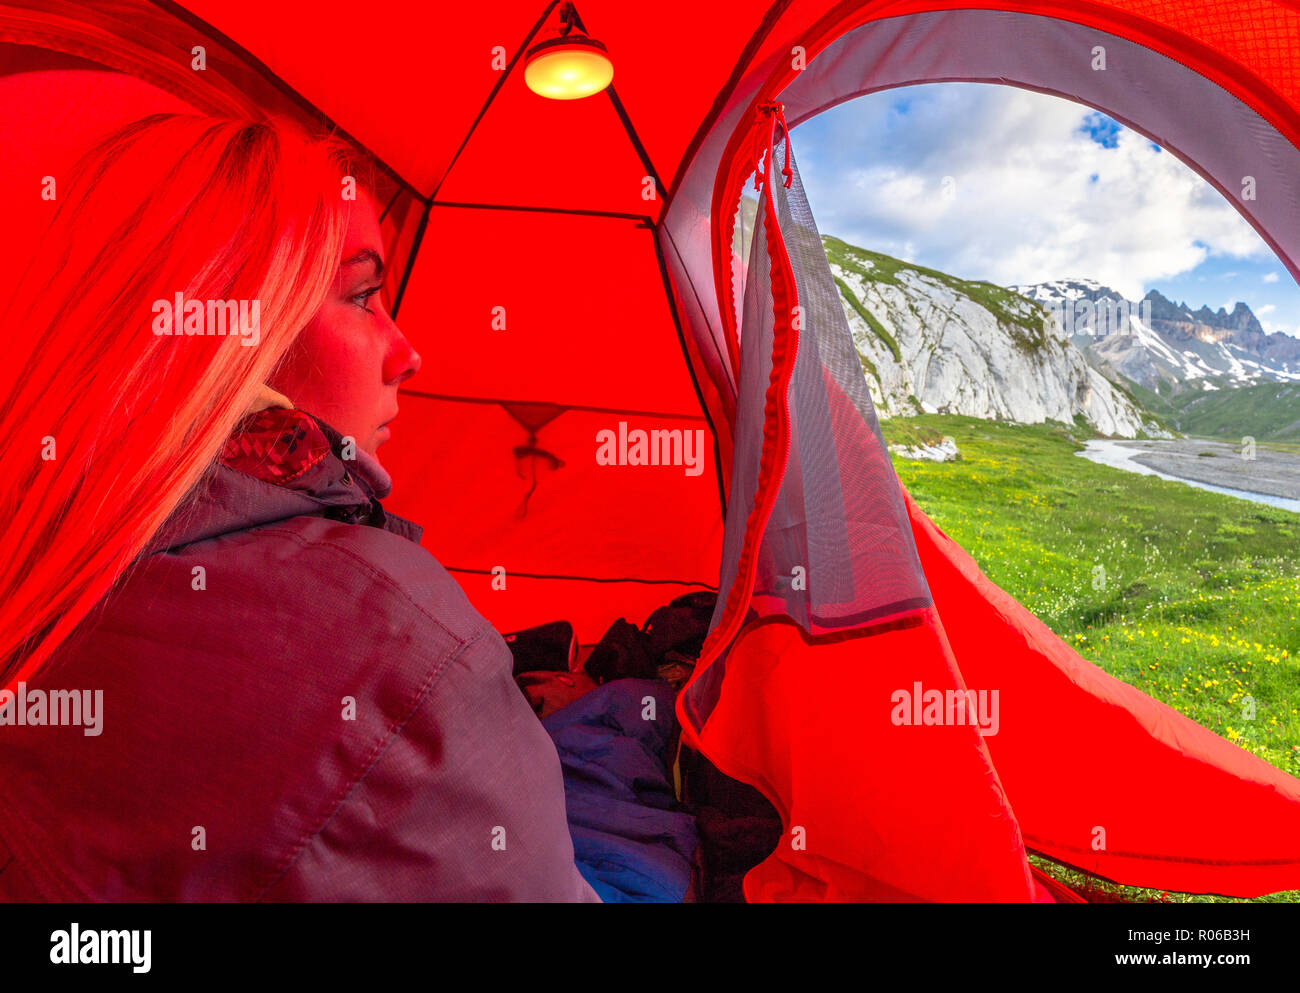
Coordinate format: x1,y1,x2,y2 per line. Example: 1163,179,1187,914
178,0,779,204
171,0,1300,208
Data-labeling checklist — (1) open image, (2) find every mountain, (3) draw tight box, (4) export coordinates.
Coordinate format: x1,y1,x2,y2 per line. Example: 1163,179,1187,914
815,239,1164,437
731,197,1162,435
1010,279,1300,391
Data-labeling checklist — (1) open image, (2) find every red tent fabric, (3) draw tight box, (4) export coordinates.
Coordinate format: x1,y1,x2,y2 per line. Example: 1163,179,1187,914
683,104,1300,900
4,0,1300,900
911,493,1300,897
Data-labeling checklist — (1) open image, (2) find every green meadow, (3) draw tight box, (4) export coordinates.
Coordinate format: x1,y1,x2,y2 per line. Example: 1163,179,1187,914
880,414,1300,902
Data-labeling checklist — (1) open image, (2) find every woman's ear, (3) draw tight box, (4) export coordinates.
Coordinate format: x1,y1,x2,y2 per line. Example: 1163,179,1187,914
244,383,295,416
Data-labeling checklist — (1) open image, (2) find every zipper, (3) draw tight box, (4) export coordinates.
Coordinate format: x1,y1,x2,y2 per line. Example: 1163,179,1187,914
688,99,800,705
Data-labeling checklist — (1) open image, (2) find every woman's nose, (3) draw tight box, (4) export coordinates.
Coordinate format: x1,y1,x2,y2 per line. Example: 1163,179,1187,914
384,319,422,385
402,342,422,382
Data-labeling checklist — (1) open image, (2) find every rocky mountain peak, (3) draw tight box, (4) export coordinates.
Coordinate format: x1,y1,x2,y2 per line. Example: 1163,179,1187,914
1017,281,1300,390
821,242,1165,438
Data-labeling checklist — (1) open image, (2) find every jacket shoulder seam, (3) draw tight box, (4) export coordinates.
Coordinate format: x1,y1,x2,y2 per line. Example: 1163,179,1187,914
235,522,472,646
250,624,494,901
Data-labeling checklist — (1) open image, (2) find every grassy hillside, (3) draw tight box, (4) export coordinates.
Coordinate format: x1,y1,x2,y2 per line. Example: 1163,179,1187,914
1116,376,1179,422
1115,375,1300,442
822,235,1047,351
881,414,1300,901
1168,381,1300,442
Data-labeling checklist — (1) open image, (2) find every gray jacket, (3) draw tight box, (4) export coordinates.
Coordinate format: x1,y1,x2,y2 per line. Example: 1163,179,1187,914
0,406,600,902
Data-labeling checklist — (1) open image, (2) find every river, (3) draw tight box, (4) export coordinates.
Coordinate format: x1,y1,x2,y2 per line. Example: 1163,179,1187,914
1076,439,1300,514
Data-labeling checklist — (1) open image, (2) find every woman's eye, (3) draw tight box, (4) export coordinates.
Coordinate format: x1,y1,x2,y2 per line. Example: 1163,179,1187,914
351,287,383,312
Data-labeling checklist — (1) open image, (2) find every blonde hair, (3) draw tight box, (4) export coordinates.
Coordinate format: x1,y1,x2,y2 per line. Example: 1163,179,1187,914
0,114,364,688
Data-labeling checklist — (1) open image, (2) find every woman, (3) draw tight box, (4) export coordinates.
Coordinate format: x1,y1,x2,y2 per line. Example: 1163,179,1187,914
0,114,599,901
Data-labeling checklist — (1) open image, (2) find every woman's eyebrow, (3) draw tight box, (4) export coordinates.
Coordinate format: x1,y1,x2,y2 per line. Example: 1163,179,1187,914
341,248,384,279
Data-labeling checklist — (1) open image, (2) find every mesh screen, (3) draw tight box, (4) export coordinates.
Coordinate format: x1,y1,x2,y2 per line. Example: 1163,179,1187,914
686,121,932,731
766,131,932,631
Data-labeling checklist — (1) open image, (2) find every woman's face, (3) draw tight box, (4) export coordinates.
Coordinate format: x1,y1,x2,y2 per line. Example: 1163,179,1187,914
270,189,421,461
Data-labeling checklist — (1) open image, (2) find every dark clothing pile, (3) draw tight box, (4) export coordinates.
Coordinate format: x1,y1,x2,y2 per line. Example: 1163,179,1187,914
543,679,698,903
512,591,781,902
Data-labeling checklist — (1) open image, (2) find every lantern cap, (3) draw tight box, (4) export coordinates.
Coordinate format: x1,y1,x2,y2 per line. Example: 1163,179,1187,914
525,33,609,59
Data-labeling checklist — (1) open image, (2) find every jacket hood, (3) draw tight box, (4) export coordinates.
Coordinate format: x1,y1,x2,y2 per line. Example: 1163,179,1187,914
144,407,421,555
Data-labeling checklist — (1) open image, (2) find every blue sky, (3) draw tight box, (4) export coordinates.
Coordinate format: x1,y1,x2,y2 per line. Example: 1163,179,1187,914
791,83,1300,337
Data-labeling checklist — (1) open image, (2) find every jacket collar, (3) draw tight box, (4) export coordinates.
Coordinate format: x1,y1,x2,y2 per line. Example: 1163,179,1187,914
144,407,422,555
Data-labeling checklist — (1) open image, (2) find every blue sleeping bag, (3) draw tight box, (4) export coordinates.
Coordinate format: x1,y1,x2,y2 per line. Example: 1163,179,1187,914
542,678,699,902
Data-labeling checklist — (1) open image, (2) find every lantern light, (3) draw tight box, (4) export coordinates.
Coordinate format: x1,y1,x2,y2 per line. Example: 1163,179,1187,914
523,2,613,100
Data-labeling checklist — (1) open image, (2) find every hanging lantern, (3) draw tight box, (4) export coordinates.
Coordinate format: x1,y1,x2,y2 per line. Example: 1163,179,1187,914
523,2,613,100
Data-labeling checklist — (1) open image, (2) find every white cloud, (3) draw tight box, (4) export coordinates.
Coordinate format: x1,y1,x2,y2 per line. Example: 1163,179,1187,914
1258,304,1276,315
1263,272,1280,283
798,85,1268,301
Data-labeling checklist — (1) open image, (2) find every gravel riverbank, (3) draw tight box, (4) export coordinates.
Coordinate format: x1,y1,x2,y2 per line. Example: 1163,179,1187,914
1122,439,1300,500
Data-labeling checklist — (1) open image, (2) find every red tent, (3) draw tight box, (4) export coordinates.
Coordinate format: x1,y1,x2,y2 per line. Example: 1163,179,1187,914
4,0,1300,900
